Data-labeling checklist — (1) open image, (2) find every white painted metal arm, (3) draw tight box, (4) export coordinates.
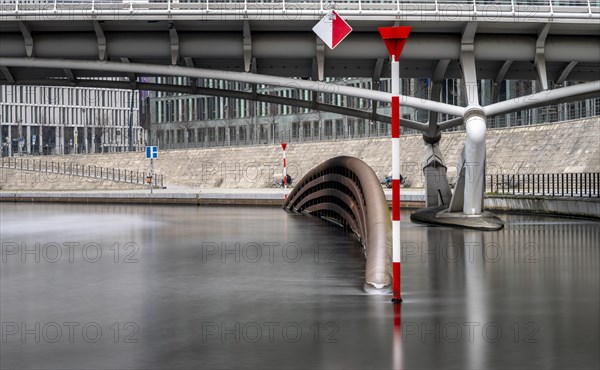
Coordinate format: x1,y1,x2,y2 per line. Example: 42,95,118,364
0,57,465,116
483,81,600,116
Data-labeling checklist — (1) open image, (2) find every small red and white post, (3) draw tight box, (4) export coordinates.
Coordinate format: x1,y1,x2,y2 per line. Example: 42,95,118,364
281,142,287,199
379,26,411,304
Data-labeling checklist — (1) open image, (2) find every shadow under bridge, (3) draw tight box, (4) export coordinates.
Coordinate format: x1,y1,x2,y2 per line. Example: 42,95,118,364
283,156,391,294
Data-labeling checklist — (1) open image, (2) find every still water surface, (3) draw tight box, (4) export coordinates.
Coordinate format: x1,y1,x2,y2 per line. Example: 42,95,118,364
1,203,598,369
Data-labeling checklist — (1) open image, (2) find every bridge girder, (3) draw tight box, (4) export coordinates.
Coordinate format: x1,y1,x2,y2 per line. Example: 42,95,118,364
0,23,598,83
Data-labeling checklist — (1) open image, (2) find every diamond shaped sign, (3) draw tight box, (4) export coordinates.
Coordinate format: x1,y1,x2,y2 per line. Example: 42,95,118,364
312,10,352,50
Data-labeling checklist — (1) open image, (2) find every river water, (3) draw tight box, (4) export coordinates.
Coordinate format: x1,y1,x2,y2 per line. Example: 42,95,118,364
1,203,598,369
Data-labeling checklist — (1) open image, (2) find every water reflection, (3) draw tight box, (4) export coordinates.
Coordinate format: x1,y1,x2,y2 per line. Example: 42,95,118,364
401,215,599,370
1,204,598,370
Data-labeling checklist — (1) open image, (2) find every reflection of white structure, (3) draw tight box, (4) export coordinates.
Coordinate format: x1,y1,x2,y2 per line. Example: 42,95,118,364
0,84,144,156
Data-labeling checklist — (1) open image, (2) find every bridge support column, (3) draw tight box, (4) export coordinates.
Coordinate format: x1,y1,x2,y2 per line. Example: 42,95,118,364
423,134,453,208
463,106,486,215
411,105,503,230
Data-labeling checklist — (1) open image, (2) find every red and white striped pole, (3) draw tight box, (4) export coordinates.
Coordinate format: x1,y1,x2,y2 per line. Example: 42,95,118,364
391,59,402,303
379,26,411,304
282,142,287,199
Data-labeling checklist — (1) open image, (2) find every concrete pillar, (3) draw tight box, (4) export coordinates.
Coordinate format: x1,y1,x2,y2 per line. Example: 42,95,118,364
38,126,43,155
54,125,60,155
84,126,88,153
123,127,129,151
61,126,66,155
7,125,12,157
113,127,116,152
318,120,323,140
235,125,240,145
103,128,107,153
266,123,272,144
343,116,349,139
531,81,538,125
62,126,66,155
91,129,96,153
101,129,106,153
26,126,31,154
73,127,78,154
463,106,486,215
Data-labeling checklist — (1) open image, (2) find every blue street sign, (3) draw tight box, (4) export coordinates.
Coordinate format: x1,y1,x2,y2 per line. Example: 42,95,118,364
145,146,158,159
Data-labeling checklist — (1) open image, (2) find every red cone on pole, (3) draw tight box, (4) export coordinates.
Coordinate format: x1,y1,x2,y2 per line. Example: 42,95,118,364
378,27,411,61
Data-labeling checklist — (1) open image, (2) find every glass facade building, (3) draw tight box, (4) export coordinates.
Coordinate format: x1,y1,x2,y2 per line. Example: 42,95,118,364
0,84,143,156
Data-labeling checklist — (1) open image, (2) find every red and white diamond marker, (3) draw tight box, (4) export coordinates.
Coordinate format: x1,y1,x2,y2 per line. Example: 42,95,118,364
312,10,352,50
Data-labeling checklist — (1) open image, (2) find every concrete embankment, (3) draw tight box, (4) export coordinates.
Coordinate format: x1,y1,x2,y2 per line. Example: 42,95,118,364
2,189,598,220
2,117,597,191
485,195,600,220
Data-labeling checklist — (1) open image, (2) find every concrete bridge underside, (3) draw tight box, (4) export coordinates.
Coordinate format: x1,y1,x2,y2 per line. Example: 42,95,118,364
0,0,599,84
0,21,599,84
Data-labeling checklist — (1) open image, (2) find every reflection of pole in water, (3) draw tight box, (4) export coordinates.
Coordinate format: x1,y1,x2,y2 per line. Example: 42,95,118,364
393,303,403,370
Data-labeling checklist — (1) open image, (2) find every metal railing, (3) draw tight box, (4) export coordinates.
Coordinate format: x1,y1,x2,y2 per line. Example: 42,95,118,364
0,156,164,188
1,0,597,20
487,172,600,198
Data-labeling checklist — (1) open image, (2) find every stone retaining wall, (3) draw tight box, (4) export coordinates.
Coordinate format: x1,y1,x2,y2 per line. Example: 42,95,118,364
2,117,598,191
